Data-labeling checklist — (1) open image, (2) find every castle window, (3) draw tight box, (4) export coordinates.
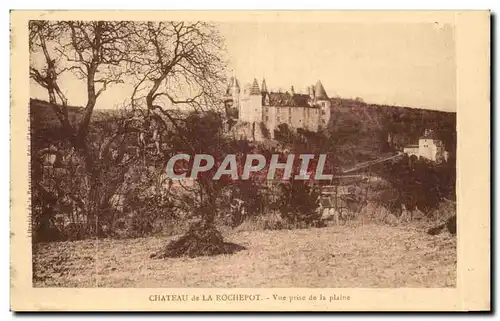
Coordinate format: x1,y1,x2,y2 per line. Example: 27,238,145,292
265,116,269,121
322,110,326,115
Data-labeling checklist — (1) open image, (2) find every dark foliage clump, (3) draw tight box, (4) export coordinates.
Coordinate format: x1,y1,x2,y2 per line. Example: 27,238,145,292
260,122,270,139
427,215,456,236
151,221,246,258
378,154,456,217
278,179,324,228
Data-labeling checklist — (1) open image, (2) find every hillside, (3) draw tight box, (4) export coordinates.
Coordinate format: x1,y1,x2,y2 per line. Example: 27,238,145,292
329,97,456,153
30,99,125,130
29,97,456,164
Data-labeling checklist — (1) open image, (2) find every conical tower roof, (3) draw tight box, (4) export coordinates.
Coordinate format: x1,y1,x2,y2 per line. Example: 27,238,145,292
231,76,240,89
314,80,328,100
226,76,240,95
250,78,260,95
261,78,268,93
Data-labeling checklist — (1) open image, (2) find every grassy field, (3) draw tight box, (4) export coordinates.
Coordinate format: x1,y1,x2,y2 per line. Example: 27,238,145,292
33,223,456,288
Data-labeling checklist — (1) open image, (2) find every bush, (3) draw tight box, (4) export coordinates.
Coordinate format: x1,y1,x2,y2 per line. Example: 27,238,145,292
277,179,323,227
371,188,402,217
260,122,270,139
378,155,455,217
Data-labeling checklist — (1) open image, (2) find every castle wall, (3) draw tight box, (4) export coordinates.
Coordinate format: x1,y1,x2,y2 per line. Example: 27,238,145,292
240,95,262,123
262,105,323,135
265,106,276,139
305,107,319,131
318,100,331,129
290,107,304,128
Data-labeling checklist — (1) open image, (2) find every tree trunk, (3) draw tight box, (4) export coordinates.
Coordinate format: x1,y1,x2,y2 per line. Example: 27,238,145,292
77,65,98,142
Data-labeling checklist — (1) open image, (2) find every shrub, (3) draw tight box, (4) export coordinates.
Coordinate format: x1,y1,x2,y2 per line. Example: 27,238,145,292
260,122,270,139
277,179,323,227
378,155,455,217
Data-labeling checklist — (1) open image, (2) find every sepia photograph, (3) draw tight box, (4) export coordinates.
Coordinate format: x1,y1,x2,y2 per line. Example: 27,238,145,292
10,10,490,311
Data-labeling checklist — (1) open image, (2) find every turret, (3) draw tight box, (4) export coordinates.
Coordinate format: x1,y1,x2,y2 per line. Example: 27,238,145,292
250,78,260,95
261,78,268,93
261,78,268,106
314,80,328,100
314,80,331,129
240,78,263,124
226,76,240,95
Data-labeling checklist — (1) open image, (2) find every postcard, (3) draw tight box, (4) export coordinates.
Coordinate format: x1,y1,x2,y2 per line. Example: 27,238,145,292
10,10,490,311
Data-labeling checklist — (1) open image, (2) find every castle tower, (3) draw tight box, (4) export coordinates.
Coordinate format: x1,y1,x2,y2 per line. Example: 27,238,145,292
261,78,268,106
314,80,331,129
261,78,268,93
250,79,263,123
250,78,260,95
240,78,263,124
314,80,328,101
232,77,240,101
224,76,241,120
225,76,240,108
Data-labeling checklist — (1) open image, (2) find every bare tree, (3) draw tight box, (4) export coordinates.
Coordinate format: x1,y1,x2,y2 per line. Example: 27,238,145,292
128,21,235,257
29,21,72,133
128,21,227,193
129,22,225,110
30,20,140,236
30,20,134,148
30,20,234,254
57,21,134,143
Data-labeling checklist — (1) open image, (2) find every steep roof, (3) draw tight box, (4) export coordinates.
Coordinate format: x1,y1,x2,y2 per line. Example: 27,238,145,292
250,78,260,95
266,92,312,108
314,80,328,100
225,76,240,95
261,78,268,93
231,76,240,89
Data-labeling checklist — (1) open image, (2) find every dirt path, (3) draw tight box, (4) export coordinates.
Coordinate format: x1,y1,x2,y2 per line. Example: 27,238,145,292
33,224,456,288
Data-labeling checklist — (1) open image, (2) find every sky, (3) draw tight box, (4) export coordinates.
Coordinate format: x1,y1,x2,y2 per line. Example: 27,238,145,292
218,22,456,112
30,22,456,112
